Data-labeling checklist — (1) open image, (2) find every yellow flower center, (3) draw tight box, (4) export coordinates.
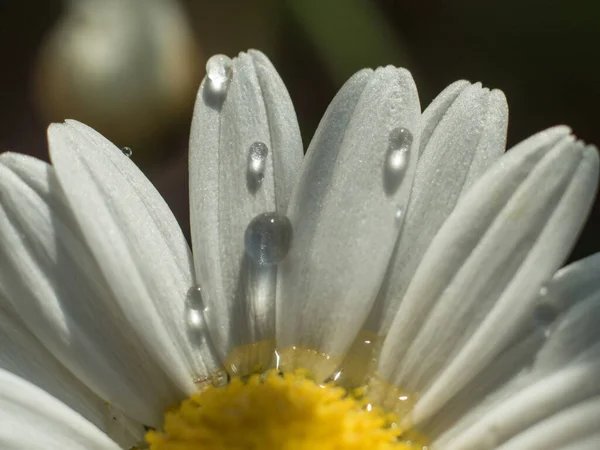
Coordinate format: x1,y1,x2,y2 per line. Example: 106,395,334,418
145,368,428,450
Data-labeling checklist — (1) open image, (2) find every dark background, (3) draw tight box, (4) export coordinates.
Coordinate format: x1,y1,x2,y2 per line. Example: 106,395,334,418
1,0,598,262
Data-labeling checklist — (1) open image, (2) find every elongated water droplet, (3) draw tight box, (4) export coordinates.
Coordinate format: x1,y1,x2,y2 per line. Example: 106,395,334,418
121,147,132,157
383,127,412,195
186,286,208,331
247,141,269,193
244,212,292,266
206,54,232,93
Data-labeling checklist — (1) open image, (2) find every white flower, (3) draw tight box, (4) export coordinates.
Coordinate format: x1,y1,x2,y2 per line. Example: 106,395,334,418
0,50,599,449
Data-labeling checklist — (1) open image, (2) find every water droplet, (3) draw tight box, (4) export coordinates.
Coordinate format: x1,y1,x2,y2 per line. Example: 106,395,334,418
246,141,269,193
244,212,292,266
187,285,205,310
206,54,232,93
121,147,132,157
395,206,403,224
533,301,558,337
186,286,208,331
210,370,230,387
388,127,413,150
383,127,412,195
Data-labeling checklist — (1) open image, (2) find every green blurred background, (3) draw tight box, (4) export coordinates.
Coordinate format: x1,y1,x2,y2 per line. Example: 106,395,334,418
1,0,599,261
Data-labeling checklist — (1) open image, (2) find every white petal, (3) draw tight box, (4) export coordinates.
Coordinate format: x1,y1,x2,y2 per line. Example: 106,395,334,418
49,120,221,383
377,127,599,426
433,254,600,445
537,251,600,314
535,291,600,373
0,303,104,428
436,360,600,450
0,151,188,426
277,67,421,359
371,82,508,333
556,434,600,450
418,80,470,158
422,329,545,439
0,302,144,448
0,368,120,450
189,50,303,363
493,397,600,450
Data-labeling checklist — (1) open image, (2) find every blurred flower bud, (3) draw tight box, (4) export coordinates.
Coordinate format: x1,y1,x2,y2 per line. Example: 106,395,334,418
34,0,201,152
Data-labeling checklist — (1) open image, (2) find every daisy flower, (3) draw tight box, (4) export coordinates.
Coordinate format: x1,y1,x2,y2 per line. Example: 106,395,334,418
0,50,599,449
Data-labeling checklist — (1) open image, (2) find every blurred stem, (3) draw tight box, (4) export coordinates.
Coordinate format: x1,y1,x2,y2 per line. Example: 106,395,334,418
285,0,418,86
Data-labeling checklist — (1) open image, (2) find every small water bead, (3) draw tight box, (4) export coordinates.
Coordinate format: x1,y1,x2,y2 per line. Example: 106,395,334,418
246,141,269,192
244,212,292,266
210,370,230,387
383,127,413,195
186,285,206,311
388,127,413,151
394,206,403,224
121,146,133,157
205,54,232,93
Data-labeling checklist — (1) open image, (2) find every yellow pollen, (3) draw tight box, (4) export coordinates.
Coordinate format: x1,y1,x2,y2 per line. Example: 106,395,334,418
145,370,427,450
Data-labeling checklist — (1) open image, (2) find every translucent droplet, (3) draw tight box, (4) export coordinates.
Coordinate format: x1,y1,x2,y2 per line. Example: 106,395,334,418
383,127,412,195
244,212,292,266
206,54,232,93
246,141,269,193
187,285,205,310
395,206,403,224
121,146,133,157
186,286,208,331
210,370,230,387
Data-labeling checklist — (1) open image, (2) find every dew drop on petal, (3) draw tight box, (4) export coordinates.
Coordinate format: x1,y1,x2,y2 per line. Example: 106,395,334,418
186,285,208,332
205,54,232,94
383,127,412,195
187,285,205,310
246,141,269,193
210,370,230,387
244,212,292,266
121,146,133,157
395,205,403,224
